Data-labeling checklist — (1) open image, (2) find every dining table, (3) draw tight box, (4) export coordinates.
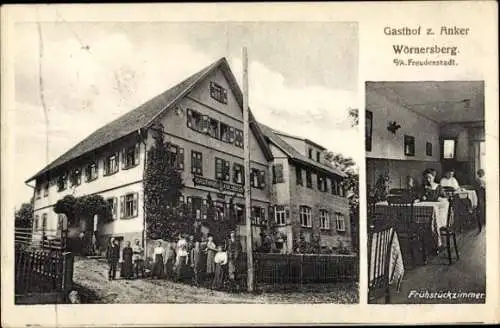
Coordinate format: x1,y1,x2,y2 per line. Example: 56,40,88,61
454,188,478,208
374,198,450,248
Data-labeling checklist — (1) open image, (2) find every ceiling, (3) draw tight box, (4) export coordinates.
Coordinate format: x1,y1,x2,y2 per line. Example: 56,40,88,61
367,81,485,124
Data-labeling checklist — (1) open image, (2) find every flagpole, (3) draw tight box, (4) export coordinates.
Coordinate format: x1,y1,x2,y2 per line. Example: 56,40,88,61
242,47,254,292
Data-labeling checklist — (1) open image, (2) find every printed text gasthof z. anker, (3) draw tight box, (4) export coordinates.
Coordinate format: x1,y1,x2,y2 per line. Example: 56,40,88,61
384,25,470,36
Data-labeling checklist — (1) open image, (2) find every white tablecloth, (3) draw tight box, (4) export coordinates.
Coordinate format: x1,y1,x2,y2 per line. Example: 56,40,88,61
455,189,478,208
375,199,450,247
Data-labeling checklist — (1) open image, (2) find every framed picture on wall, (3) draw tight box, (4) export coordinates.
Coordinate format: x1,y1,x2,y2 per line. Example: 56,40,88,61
365,110,373,151
426,141,432,156
404,135,415,156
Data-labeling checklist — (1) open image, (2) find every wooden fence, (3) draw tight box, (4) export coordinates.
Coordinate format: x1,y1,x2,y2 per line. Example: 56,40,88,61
14,248,74,303
238,253,358,290
15,227,67,251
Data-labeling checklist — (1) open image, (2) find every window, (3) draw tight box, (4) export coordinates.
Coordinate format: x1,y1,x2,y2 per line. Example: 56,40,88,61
35,184,42,199
332,179,339,195
234,129,243,148
404,135,415,157
426,141,433,156
187,109,205,132
188,197,203,220
43,183,49,197
122,144,140,169
85,161,98,182
275,205,286,225
215,157,230,181
41,213,48,232
308,148,313,159
443,138,456,159
220,122,235,143
57,173,68,192
70,168,81,187
316,151,321,162
306,170,312,188
296,166,303,185
104,153,119,176
233,163,245,185
335,213,346,232
272,164,284,184
252,206,266,225
213,201,226,221
166,144,184,170
207,117,219,139
251,169,266,189
320,210,330,230
235,204,245,224
107,198,118,220
120,193,138,219
300,206,312,228
191,151,203,176
317,175,326,191
34,215,40,231
209,81,228,104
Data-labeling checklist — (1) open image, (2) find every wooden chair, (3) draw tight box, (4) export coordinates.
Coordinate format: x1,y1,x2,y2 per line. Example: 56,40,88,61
454,193,477,232
387,196,426,267
389,188,406,196
439,196,460,264
368,217,395,304
442,186,456,199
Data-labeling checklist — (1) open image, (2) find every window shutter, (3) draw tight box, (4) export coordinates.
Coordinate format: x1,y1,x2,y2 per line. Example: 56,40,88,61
134,143,140,165
132,193,139,217
121,148,127,169
268,205,274,223
215,158,221,179
120,196,125,218
113,197,118,219
229,127,235,143
259,171,266,188
178,147,184,170
202,199,207,220
241,166,245,185
191,152,196,174
224,160,230,181
198,153,202,175
232,164,237,183
187,109,192,128
260,207,266,225
202,115,209,133
250,170,255,187
272,165,276,184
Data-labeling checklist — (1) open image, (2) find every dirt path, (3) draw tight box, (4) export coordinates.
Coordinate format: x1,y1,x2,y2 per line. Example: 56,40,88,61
73,258,358,304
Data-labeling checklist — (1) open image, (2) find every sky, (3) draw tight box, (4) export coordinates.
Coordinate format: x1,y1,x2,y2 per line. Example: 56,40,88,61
13,21,359,207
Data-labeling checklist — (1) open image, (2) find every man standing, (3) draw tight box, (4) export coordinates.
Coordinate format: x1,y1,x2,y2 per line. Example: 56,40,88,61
132,239,145,279
227,231,242,292
106,238,120,280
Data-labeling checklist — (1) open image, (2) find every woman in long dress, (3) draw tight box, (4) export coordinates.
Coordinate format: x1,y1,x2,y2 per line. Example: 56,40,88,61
152,241,165,279
121,241,134,279
205,235,217,285
211,246,228,290
164,241,176,280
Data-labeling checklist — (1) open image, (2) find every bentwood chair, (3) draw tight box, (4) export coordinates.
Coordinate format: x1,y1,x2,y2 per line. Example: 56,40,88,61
387,196,426,267
439,196,460,264
368,216,396,304
454,192,477,233
442,186,456,199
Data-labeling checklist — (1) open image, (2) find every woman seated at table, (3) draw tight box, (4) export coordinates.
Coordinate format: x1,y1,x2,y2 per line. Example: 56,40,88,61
439,169,460,191
421,171,445,201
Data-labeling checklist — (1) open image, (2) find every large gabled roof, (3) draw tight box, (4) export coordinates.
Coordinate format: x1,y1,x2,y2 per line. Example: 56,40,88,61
26,57,273,182
259,124,346,178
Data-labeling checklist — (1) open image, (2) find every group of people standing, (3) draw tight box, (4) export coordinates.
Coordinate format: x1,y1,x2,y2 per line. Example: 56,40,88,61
150,231,243,291
106,231,243,291
106,238,145,281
